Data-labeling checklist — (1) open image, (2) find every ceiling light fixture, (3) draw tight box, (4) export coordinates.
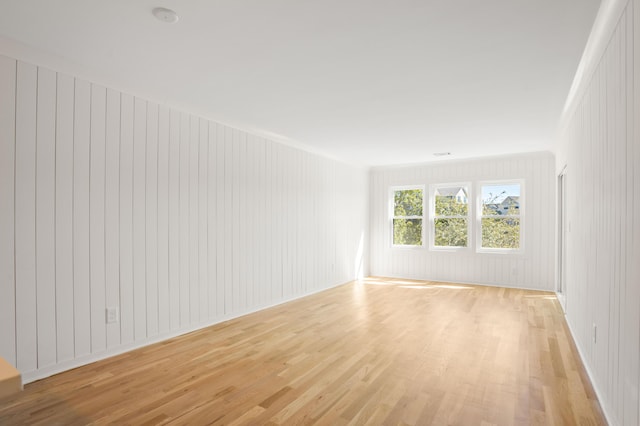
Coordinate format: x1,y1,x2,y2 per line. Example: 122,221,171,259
433,152,451,157
152,7,179,24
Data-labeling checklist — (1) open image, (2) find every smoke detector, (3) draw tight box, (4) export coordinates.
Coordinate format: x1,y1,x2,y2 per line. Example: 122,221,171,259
152,7,179,24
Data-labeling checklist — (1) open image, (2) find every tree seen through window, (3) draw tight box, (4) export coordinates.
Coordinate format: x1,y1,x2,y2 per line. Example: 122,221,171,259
480,183,521,249
393,188,423,246
433,186,468,248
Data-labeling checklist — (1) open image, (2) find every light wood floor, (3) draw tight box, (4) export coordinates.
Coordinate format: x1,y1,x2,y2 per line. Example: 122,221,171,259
0,278,605,425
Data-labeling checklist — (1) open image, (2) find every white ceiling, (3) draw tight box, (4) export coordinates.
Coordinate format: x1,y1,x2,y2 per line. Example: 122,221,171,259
0,0,601,166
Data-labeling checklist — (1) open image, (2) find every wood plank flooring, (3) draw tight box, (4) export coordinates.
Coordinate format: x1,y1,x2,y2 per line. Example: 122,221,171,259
0,277,606,425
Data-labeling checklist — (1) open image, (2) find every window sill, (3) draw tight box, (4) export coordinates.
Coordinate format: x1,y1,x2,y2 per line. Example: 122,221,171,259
391,244,425,250
476,248,525,256
430,246,471,253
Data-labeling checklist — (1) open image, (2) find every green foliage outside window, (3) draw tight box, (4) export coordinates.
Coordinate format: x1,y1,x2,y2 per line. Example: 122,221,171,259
481,216,520,249
481,189,521,249
393,218,422,245
393,189,423,245
434,218,467,247
435,195,467,216
433,192,468,247
394,189,423,217
391,185,522,250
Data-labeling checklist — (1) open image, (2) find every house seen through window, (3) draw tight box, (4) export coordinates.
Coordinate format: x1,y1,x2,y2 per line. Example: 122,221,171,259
479,183,522,250
431,185,469,248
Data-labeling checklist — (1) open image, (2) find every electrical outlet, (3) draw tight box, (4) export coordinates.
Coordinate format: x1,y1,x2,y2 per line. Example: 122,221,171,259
106,307,119,324
593,323,597,344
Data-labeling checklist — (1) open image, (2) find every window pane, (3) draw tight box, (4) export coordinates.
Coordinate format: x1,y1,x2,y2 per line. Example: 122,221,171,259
481,184,520,216
435,187,468,216
481,217,520,249
394,189,423,216
393,219,422,245
434,218,467,247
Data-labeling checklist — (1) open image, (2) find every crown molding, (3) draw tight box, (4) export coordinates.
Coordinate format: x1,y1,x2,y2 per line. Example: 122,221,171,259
558,0,630,132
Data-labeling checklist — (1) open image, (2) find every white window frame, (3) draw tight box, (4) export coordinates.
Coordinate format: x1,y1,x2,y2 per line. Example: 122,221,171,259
476,179,525,254
390,185,425,248
429,182,471,251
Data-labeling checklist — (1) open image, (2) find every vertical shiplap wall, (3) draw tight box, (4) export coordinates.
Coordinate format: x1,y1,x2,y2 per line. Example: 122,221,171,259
556,1,639,424
369,153,555,290
0,54,369,382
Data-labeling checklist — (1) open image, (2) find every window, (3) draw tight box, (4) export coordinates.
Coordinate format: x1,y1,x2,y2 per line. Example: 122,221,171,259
430,184,470,249
391,186,424,246
478,182,523,251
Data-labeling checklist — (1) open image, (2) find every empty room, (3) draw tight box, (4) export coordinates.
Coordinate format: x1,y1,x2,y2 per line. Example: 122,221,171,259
0,0,638,425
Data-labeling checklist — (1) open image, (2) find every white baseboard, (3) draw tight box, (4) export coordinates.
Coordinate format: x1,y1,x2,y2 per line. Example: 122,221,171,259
564,317,616,426
22,280,350,385
556,292,566,312
368,274,554,293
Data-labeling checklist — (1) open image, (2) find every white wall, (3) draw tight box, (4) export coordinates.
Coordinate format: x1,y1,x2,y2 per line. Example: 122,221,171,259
370,152,555,290
556,0,640,424
0,54,369,383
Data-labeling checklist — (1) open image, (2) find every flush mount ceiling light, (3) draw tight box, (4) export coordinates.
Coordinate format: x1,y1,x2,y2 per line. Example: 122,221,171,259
152,7,179,23
433,152,452,157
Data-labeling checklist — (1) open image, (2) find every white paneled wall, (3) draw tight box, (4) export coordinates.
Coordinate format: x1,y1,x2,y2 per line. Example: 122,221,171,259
370,153,555,290
556,1,639,424
0,54,369,382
